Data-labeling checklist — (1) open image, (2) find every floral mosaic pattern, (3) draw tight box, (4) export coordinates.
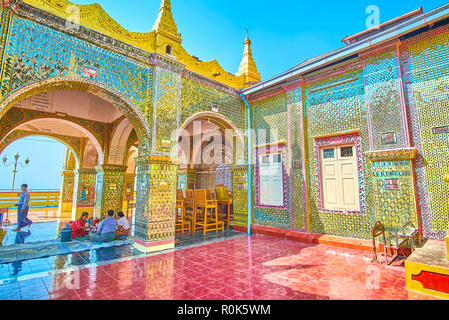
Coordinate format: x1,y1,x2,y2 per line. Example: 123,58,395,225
1,16,153,112
401,24,449,239
304,69,372,239
252,95,291,229
288,88,307,231
153,67,180,153
364,49,407,150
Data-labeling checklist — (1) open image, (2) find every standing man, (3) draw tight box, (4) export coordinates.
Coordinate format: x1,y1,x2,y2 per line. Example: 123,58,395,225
90,210,117,242
13,184,32,232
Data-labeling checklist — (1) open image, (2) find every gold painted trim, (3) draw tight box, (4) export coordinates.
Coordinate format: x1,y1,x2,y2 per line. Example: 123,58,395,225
254,141,287,149
309,77,358,93
312,130,360,140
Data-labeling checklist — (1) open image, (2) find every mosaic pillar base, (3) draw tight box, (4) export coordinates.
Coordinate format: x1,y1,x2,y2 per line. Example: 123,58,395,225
95,165,127,219
133,155,179,253
72,169,97,220
58,170,74,217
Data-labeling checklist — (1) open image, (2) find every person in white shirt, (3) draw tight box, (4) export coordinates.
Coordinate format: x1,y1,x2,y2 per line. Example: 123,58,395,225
116,211,130,239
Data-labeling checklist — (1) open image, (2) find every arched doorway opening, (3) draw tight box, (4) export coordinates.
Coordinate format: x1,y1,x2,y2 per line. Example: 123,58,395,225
175,112,245,246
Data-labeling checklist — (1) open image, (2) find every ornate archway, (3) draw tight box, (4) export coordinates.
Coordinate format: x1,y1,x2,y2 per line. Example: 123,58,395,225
0,76,152,152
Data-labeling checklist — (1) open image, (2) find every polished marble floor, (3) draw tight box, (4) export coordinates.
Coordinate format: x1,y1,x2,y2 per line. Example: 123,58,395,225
0,220,244,284
1,221,62,246
0,234,418,300
1,208,70,225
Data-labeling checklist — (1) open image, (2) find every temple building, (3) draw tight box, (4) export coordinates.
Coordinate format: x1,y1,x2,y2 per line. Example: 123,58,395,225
1,0,449,299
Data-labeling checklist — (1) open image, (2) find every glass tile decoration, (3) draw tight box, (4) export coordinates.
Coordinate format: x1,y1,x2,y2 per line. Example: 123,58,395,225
400,24,449,239
2,16,153,107
288,88,307,231
304,69,372,239
153,67,181,153
364,49,407,150
2,1,449,246
180,78,248,162
252,95,291,229
0,16,154,152
231,165,252,227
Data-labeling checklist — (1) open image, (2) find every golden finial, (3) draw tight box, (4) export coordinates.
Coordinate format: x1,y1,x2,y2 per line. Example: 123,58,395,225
236,24,260,86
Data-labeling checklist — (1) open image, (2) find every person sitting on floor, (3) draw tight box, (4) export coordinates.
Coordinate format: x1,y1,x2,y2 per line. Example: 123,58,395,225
90,210,117,242
69,212,90,240
116,212,130,240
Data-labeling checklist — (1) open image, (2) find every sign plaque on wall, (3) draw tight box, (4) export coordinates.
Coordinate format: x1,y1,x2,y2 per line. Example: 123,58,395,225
385,179,400,191
83,67,98,79
159,181,168,190
381,132,397,145
161,139,171,149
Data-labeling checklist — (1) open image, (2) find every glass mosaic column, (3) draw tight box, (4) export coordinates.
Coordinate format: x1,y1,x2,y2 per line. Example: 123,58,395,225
94,165,127,218
230,165,251,227
123,173,136,215
72,169,97,220
58,169,75,217
133,155,179,253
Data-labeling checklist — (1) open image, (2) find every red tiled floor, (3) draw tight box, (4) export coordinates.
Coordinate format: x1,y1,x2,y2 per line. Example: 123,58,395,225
0,234,418,300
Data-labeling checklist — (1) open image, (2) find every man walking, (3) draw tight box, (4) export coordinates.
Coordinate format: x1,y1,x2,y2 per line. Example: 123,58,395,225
13,184,32,232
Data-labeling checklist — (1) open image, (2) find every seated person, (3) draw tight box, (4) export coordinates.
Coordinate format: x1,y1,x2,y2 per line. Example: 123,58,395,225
116,212,130,239
69,212,90,239
90,210,117,242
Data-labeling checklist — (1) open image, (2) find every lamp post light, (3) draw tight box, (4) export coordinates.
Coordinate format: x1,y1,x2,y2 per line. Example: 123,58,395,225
2,153,30,191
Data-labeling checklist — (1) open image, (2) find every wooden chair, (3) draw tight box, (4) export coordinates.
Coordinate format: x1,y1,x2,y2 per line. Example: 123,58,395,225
194,190,224,235
175,189,191,233
184,189,196,230
215,185,232,230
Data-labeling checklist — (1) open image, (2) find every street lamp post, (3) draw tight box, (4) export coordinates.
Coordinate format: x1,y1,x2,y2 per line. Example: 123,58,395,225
2,153,30,191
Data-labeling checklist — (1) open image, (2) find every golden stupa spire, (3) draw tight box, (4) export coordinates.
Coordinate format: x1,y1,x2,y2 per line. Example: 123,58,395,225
236,25,261,85
152,0,182,44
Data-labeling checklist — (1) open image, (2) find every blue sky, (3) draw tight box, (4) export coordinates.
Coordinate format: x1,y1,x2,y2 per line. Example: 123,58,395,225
0,137,66,190
0,0,447,190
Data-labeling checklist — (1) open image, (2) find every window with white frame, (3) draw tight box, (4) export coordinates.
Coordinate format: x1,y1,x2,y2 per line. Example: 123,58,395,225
320,144,360,211
258,152,284,207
